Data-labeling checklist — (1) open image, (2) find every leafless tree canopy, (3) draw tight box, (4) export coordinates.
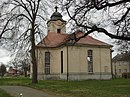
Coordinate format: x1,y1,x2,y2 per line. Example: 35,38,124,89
0,0,48,48
0,0,51,83
0,0,49,56
60,0,130,42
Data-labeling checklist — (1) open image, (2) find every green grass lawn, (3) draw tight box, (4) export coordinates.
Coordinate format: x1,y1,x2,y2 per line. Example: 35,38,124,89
0,77,130,97
0,88,13,97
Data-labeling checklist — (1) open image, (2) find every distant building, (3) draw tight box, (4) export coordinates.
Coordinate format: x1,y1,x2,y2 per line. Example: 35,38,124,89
30,7,113,80
7,66,17,76
112,52,130,78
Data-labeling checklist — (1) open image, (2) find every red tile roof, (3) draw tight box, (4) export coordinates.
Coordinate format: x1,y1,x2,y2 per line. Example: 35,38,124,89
36,31,112,48
37,32,69,47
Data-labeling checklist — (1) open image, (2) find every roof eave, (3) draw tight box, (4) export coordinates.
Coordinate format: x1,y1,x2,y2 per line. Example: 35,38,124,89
36,43,112,48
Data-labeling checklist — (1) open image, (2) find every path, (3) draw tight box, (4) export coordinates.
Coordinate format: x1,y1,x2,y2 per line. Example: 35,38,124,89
0,86,60,97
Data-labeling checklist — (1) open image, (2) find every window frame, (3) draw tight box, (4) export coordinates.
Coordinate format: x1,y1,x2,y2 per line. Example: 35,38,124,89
45,52,50,74
61,51,63,73
57,29,61,33
87,50,93,73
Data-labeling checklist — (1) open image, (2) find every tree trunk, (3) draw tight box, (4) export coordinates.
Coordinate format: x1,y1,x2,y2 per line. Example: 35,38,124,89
31,28,38,84
24,70,27,77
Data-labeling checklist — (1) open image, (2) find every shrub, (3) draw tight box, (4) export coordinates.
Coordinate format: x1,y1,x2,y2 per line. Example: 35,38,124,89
122,72,130,78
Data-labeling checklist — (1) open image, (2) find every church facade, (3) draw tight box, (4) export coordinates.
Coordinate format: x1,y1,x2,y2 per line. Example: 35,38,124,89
32,7,113,80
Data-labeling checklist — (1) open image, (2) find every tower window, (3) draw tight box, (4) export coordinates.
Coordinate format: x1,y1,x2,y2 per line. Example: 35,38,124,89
57,29,61,33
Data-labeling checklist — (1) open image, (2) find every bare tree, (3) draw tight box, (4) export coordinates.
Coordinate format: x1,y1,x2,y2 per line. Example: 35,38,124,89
21,59,30,77
60,0,130,50
0,64,6,77
0,0,50,83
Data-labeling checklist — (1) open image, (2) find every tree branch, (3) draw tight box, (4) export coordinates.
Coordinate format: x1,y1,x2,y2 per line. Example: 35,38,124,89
93,0,130,10
114,7,130,25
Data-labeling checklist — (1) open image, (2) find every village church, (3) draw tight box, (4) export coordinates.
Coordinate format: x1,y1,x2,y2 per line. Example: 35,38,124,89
31,7,113,80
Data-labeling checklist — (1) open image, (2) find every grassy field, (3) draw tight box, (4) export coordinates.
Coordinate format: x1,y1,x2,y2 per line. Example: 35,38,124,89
0,78,130,97
0,88,13,97
0,77,31,97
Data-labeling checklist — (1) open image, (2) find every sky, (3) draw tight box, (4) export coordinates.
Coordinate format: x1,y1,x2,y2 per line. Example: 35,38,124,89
0,48,11,64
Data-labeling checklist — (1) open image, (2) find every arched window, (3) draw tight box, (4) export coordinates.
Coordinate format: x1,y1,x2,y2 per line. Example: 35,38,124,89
88,50,93,73
45,52,50,74
61,51,63,73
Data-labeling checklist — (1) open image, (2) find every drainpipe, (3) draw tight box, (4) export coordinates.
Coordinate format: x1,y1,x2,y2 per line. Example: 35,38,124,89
67,45,69,81
115,65,117,78
36,48,38,79
129,62,130,72
110,49,114,79
99,47,101,80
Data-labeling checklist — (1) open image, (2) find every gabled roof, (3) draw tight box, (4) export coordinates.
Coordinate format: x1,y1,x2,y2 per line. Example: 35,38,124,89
37,32,69,47
112,51,130,62
36,31,112,48
73,32,111,46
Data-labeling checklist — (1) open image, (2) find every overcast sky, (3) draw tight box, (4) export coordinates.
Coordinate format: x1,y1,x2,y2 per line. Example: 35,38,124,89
0,48,11,64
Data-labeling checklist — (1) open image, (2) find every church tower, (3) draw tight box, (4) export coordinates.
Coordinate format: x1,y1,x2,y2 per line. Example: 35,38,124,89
47,6,66,34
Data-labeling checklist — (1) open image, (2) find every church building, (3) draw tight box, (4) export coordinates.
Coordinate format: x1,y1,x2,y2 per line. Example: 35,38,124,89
32,7,113,80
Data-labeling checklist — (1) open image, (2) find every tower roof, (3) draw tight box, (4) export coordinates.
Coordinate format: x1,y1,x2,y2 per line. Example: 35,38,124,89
50,6,65,22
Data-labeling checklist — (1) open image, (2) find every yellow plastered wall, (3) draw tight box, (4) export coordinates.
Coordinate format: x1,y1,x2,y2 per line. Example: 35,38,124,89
36,47,67,74
36,45,111,75
47,21,66,33
67,46,111,73
112,61,130,77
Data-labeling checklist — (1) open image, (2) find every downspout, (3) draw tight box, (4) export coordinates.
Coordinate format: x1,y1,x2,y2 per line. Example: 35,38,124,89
129,62,130,72
67,45,69,81
110,49,113,79
99,47,102,80
36,48,38,79
114,65,117,78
